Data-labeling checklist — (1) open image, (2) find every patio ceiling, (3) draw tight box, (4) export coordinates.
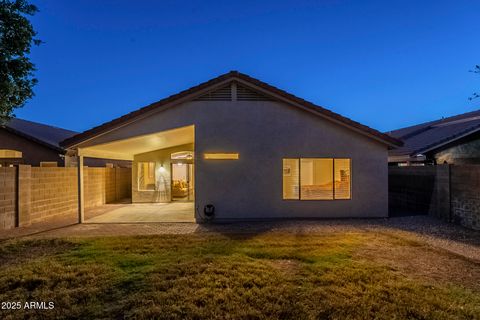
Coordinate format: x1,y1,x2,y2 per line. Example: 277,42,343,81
77,125,194,160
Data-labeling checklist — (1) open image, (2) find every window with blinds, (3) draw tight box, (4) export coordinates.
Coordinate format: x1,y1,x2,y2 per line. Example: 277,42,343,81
282,159,299,199
334,159,351,199
282,158,351,200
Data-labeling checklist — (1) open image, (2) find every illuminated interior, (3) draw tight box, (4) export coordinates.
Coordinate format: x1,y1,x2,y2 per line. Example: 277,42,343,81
282,158,351,200
282,159,299,199
301,158,334,200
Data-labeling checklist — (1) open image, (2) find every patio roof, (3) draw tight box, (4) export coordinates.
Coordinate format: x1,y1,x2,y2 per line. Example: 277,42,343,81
76,125,194,160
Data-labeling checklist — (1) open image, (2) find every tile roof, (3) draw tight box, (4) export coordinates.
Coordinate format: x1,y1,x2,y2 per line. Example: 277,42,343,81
61,71,402,148
387,109,480,157
2,118,78,152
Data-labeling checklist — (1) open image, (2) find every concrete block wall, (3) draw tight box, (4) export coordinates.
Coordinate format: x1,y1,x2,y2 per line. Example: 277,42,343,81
451,165,480,230
389,164,480,231
388,166,437,216
0,166,132,230
0,167,17,229
30,167,78,224
84,167,107,208
115,168,132,201
105,168,116,203
84,167,131,208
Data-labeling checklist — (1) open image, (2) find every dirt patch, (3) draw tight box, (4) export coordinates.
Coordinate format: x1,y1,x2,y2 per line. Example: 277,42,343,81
0,239,78,268
354,232,480,291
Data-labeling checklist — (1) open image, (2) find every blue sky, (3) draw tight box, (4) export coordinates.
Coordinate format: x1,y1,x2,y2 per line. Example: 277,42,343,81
17,0,480,133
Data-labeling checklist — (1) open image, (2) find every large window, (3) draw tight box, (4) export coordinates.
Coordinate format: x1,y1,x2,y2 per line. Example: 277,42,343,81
282,158,351,200
138,162,156,191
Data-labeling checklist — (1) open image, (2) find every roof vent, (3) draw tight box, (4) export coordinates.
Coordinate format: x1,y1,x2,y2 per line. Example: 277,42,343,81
236,84,272,101
194,85,232,101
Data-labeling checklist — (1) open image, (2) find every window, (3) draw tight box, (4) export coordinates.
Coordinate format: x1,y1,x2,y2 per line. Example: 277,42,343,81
282,159,299,199
138,162,156,191
171,151,194,160
301,158,333,200
334,159,351,199
282,158,351,200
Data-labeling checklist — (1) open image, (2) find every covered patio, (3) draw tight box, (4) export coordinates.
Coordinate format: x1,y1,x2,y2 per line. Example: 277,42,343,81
71,124,196,223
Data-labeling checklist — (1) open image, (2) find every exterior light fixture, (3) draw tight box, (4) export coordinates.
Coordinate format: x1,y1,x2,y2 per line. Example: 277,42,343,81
204,153,239,160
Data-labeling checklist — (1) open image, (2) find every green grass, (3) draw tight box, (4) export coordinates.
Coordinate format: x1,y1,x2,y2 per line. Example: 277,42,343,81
0,231,479,319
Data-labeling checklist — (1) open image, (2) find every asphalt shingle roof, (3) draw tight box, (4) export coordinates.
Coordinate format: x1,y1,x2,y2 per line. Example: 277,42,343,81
387,110,480,157
2,118,78,151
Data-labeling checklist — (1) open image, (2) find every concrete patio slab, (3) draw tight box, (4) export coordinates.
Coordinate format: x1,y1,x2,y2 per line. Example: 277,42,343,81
85,202,195,223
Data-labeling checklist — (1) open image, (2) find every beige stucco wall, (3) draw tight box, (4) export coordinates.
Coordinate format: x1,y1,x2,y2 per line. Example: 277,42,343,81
76,100,389,221
132,143,193,203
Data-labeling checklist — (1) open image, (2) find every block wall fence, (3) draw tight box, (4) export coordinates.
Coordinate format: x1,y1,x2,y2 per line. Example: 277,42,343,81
0,165,131,230
389,164,480,231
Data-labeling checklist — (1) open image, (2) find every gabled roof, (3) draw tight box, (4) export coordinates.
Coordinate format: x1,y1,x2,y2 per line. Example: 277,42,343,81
61,71,402,148
2,118,78,152
387,109,480,158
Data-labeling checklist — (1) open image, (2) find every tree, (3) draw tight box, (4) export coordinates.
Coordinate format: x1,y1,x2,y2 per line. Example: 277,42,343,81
0,0,40,123
469,65,480,101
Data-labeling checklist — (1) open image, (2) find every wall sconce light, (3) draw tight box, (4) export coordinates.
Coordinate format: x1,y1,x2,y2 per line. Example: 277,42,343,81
204,153,239,160
159,164,166,173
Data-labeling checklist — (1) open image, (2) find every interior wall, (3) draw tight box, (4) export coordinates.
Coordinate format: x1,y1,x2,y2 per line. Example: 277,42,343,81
132,143,193,203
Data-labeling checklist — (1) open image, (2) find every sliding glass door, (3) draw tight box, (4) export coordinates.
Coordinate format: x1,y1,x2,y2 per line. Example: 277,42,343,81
171,163,194,201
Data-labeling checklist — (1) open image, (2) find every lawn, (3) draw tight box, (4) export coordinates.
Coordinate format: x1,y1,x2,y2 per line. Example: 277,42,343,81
0,230,479,319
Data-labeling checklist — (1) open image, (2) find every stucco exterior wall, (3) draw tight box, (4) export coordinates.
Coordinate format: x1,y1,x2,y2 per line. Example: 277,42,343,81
433,135,480,165
132,143,193,203
0,129,64,166
76,100,389,221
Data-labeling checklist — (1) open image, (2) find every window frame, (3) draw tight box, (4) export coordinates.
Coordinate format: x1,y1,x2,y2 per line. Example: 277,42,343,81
282,157,352,201
282,158,300,200
137,161,156,191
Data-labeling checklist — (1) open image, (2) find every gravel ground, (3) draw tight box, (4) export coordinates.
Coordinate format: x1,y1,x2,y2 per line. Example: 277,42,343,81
3,215,479,262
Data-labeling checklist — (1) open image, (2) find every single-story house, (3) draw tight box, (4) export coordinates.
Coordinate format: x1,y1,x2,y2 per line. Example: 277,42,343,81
0,118,77,167
61,71,402,222
0,118,131,168
387,109,480,166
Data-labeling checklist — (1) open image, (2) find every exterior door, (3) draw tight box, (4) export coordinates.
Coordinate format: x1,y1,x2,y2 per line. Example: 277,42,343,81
171,163,194,201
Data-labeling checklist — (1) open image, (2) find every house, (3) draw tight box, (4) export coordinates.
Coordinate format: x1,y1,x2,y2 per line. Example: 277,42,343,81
0,118,131,168
387,109,480,166
0,118,77,167
61,71,402,222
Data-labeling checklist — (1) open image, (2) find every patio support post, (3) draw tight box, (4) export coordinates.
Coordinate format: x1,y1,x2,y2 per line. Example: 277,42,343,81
77,154,84,223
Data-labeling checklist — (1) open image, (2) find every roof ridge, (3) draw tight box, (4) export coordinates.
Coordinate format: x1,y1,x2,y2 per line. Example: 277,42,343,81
7,117,78,134
388,108,480,134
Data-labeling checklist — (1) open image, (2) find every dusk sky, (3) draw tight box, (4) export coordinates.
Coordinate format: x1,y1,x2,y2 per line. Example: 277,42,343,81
17,0,480,133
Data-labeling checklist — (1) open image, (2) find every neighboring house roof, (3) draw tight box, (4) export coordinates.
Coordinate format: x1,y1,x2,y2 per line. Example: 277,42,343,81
386,109,480,159
61,71,402,148
1,118,78,152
